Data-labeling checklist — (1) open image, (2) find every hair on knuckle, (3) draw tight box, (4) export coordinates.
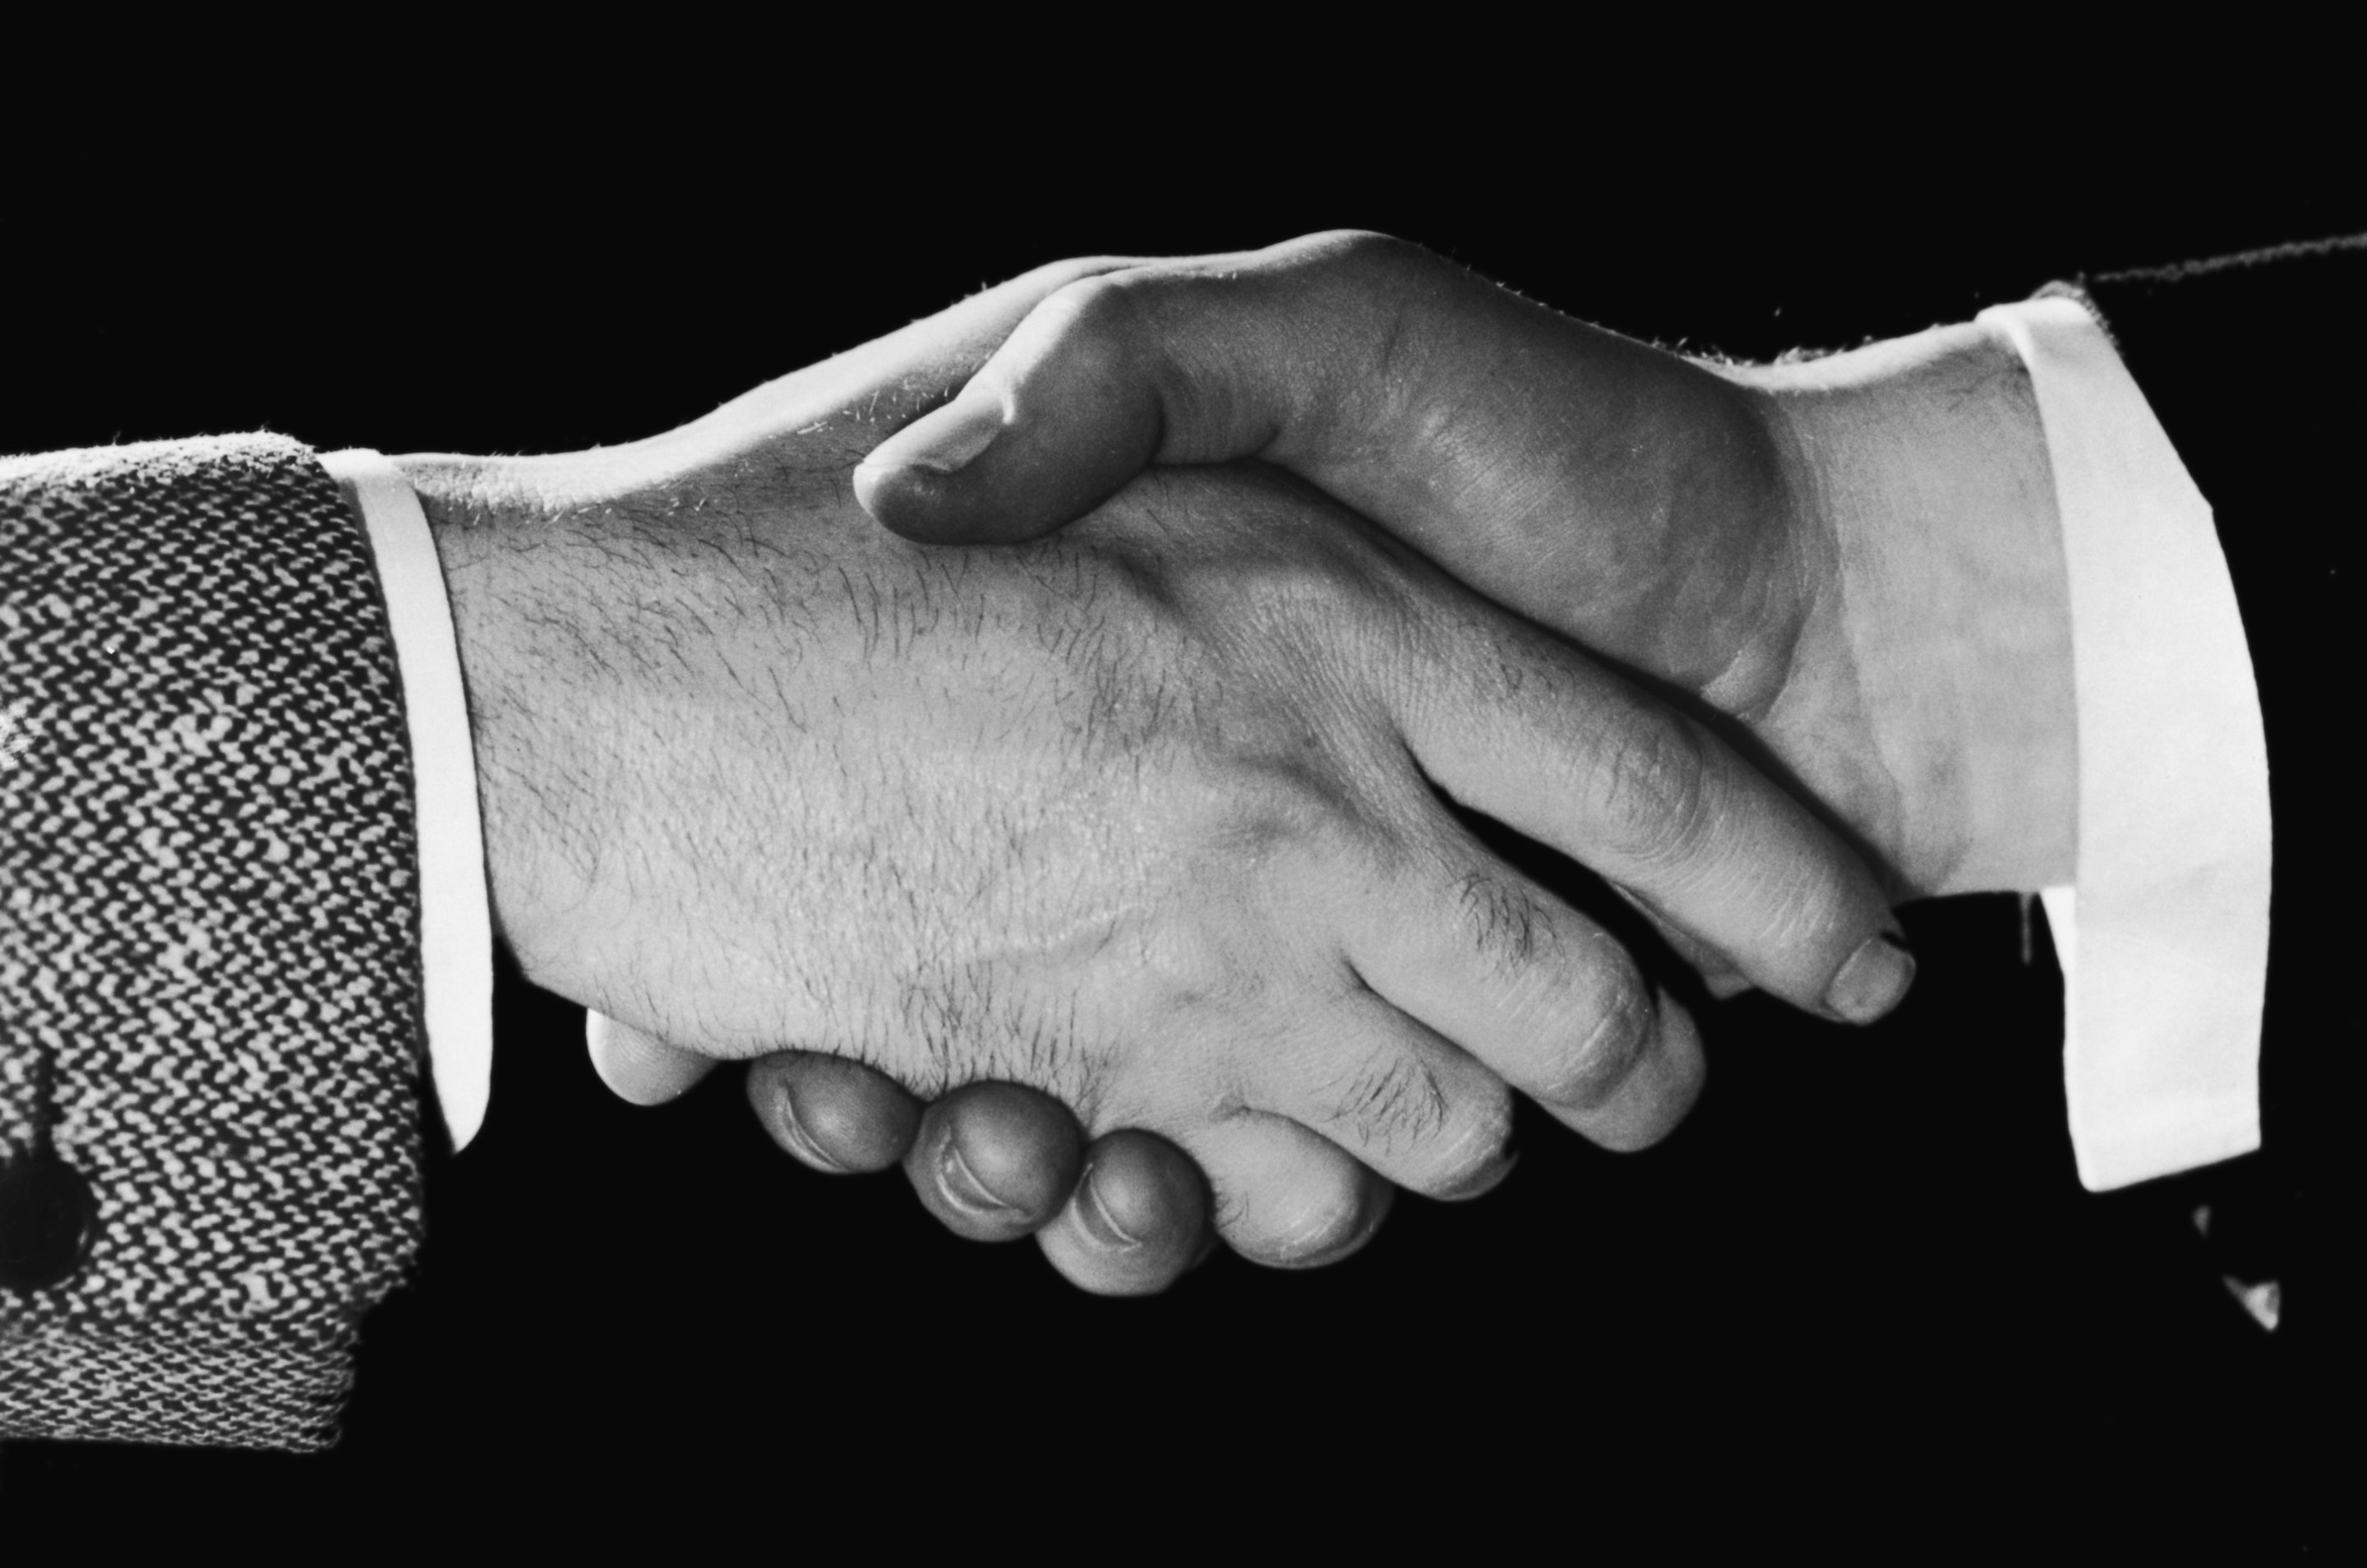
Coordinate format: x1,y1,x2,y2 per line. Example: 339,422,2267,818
1451,868,1548,976
1331,1048,1453,1157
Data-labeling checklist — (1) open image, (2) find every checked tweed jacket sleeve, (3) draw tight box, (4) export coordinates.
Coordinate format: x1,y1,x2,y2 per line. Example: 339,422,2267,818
1,434,427,1451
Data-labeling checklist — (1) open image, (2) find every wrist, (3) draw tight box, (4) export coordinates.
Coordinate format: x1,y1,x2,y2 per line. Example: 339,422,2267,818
1718,321,2077,896
391,453,568,952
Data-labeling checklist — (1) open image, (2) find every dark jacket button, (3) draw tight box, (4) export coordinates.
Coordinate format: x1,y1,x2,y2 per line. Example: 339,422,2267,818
0,1142,99,1291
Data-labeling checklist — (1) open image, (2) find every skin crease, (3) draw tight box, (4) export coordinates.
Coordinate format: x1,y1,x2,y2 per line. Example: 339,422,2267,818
399,279,1908,1271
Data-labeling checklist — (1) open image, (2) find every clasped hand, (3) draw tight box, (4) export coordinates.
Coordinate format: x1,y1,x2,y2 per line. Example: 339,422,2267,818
405,236,1938,1295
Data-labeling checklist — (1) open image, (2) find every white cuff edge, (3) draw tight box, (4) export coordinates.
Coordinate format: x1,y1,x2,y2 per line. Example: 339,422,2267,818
321,448,493,1152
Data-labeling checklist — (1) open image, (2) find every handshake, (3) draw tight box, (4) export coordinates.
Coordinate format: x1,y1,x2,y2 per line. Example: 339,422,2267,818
406,232,2074,1295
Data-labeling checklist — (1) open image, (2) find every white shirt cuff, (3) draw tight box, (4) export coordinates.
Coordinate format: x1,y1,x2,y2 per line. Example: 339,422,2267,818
321,449,494,1153
1978,298,2272,1192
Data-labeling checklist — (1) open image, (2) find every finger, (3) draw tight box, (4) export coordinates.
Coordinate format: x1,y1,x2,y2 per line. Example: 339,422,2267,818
1394,609,1914,1026
745,1051,923,1174
1611,883,1755,1000
1252,991,1519,1201
1344,856,1709,1151
1168,1114,1399,1270
903,1082,1087,1243
585,1011,717,1106
1034,1129,1210,1297
1567,987,1710,1151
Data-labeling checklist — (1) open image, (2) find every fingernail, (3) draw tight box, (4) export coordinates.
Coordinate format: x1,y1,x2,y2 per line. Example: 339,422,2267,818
935,1135,1013,1217
883,400,1003,477
1825,933,1917,1025
1073,1163,1142,1252
771,1086,847,1174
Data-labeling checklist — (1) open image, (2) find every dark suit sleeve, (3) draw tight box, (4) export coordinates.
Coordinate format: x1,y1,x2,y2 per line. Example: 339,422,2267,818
2078,235,2361,1360
0,435,426,1450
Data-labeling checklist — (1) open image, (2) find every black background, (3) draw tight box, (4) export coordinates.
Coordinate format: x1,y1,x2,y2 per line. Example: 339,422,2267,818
2,73,2351,1551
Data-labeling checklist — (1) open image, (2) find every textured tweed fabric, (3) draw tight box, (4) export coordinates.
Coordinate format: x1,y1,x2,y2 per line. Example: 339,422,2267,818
1,435,425,1451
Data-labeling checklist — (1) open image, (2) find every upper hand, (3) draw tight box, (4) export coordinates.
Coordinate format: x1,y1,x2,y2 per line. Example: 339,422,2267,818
851,231,2073,902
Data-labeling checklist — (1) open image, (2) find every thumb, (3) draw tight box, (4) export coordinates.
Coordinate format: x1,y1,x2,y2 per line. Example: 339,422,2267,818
852,277,1169,545
851,234,1788,699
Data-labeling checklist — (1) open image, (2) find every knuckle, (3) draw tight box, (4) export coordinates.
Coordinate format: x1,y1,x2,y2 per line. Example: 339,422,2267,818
1326,1045,1453,1155
1230,549,1363,630
1013,256,1137,297
1415,1093,1517,1197
1132,911,1258,1020
1225,1174,1373,1267
1542,963,1657,1110
1450,869,1553,979
1291,228,1428,284
1147,481,1396,633
1032,273,1155,373
1187,749,1363,870
1593,712,1713,866
1322,1043,1512,1193
1045,270,1137,330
